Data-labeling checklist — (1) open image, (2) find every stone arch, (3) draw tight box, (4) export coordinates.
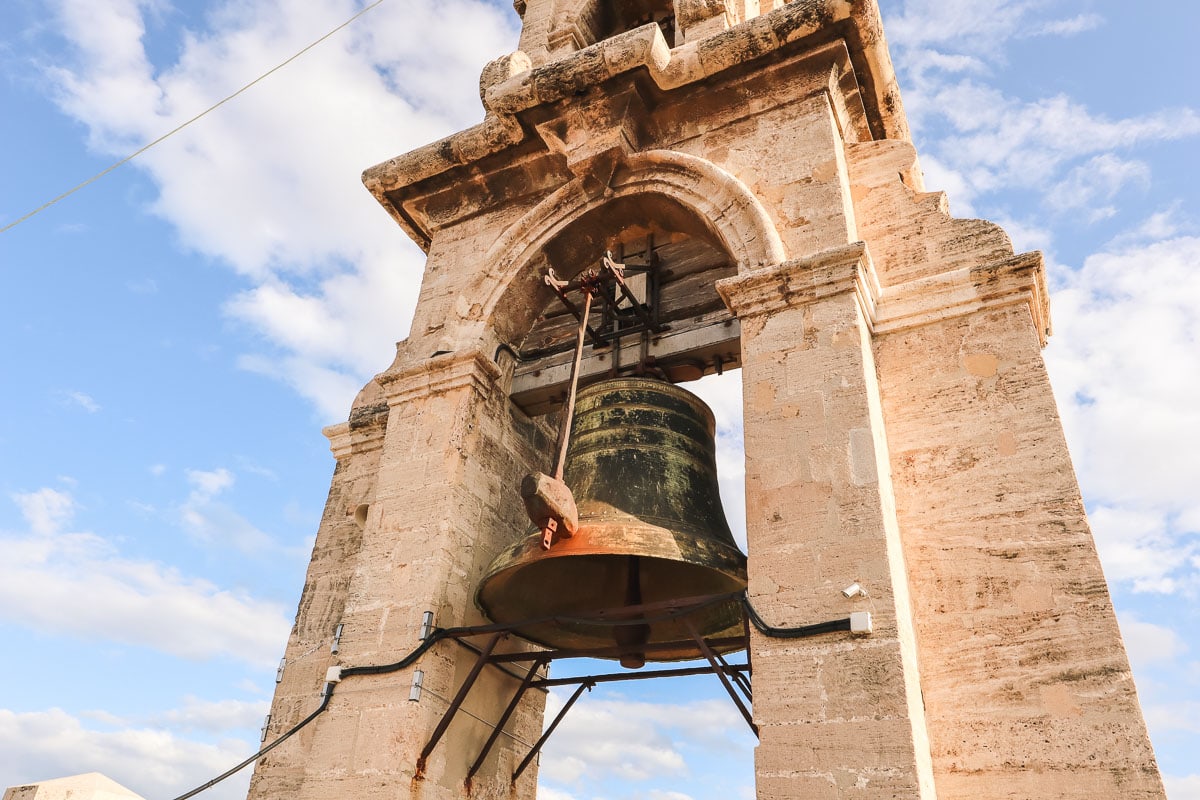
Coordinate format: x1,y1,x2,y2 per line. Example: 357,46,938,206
473,148,785,347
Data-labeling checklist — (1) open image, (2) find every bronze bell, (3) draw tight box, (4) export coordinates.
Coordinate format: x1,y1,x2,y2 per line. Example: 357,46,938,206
476,377,748,667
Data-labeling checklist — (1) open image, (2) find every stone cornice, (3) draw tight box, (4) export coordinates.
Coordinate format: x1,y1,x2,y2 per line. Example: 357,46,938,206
718,245,1051,346
362,0,904,250
716,242,877,319
324,420,386,462
873,252,1051,346
376,349,503,408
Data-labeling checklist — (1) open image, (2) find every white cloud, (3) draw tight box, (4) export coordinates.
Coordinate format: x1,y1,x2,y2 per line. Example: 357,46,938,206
1031,13,1103,37
149,695,270,733
62,390,102,413
1118,613,1187,670
1166,775,1200,800
179,467,283,555
885,0,1042,54
1107,205,1193,249
691,372,748,551
537,787,580,800
1144,703,1200,736
1044,154,1150,220
1044,236,1200,595
187,467,234,497
47,0,522,421
13,487,76,536
0,707,253,800
540,693,754,788
2,487,290,666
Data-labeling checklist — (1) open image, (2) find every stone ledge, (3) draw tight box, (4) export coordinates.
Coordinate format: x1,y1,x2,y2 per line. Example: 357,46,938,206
361,0,904,249
873,252,1051,346
376,349,502,408
324,420,385,462
718,244,1051,346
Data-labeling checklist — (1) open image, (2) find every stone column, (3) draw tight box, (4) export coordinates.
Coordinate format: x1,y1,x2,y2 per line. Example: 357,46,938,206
718,244,936,800
248,350,548,800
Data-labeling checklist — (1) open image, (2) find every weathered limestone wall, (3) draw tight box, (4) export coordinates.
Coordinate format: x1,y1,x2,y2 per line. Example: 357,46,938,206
719,251,936,799
844,131,1164,798
246,384,384,797
248,353,552,800
876,306,1164,798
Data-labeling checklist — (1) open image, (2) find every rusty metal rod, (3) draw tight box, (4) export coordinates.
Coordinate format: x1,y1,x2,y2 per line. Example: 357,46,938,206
552,288,593,480
487,636,747,664
466,656,547,783
602,253,666,332
715,647,753,701
512,680,593,783
686,618,758,737
417,631,504,771
530,662,749,689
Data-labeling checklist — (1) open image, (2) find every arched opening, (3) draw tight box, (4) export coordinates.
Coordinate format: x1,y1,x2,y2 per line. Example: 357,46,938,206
483,189,756,798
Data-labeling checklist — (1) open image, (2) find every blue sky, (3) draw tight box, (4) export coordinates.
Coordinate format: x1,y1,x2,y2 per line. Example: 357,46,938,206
1,1,1198,798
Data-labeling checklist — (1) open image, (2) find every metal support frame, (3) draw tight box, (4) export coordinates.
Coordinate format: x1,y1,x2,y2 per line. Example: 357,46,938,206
512,679,593,782
416,631,504,773
684,617,758,735
415,593,755,787
411,592,861,787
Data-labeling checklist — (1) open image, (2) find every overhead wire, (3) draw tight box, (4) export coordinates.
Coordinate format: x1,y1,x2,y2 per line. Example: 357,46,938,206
1,0,386,235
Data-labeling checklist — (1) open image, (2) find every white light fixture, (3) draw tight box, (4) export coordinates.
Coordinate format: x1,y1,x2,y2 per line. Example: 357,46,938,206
842,582,867,599
418,610,434,640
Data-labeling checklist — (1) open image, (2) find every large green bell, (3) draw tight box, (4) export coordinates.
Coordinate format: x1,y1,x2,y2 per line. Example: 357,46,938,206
476,377,747,667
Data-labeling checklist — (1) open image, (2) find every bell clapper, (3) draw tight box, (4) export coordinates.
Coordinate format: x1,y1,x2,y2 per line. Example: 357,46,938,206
531,263,602,550
615,555,650,669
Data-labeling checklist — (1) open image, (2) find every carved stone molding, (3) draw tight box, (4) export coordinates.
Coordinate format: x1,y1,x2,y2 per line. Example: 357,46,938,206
718,244,1051,346
324,419,387,462
376,349,503,408
716,242,876,320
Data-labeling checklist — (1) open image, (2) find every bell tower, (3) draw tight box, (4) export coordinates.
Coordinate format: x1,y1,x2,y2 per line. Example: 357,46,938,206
247,1,1167,799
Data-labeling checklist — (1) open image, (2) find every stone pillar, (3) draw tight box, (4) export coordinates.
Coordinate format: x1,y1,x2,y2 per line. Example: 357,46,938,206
718,244,936,800
248,350,548,800
871,258,1167,799
247,383,387,798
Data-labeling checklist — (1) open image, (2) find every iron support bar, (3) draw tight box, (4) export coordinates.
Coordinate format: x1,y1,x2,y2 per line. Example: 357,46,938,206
716,647,752,702
417,632,504,771
449,637,547,689
466,656,547,784
531,662,749,689
486,635,747,664
601,253,667,333
685,618,758,736
512,680,593,783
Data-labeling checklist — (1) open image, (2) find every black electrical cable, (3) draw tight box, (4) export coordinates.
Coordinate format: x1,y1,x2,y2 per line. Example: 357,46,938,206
170,593,843,798
741,594,853,638
169,688,332,800
165,627,452,800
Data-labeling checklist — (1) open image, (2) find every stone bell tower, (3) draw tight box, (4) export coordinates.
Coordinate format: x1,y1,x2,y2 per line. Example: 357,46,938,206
247,1,1167,798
